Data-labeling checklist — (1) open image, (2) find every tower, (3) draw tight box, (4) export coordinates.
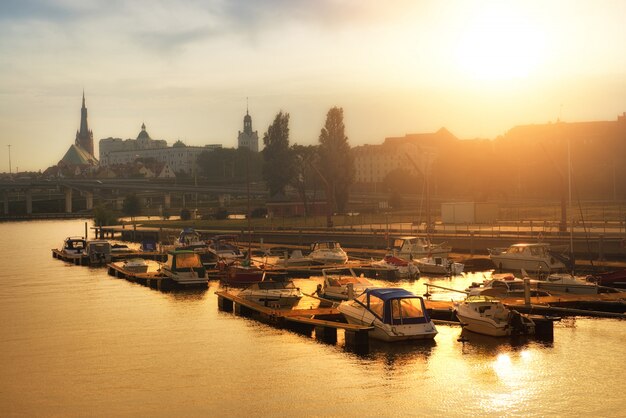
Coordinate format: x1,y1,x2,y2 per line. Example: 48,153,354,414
237,100,259,152
75,91,94,156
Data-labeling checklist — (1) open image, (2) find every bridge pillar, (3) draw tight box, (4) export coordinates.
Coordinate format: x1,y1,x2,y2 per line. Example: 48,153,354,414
164,193,171,209
25,190,33,214
64,188,72,213
85,191,93,211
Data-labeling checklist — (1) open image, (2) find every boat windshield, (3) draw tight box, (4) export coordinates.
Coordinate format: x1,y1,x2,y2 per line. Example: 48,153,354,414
390,298,425,323
173,253,203,268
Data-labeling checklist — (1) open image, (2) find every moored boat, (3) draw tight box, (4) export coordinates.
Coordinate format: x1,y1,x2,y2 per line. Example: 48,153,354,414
391,236,450,259
489,243,568,273
121,258,150,273
454,295,535,337
369,254,420,279
83,240,112,265
239,279,303,308
338,288,438,341
219,259,265,286
320,268,375,300
414,256,464,276
160,250,208,286
309,241,349,265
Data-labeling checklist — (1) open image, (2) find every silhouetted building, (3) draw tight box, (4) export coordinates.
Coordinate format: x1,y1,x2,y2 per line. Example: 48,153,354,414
99,123,221,174
75,91,94,156
237,106,259,152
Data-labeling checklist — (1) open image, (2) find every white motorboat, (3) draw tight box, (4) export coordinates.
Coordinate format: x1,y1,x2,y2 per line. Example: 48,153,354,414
60,236,86,256
391,236,450,259
489,243,568,273
369,254,420,280
414,256,464,276
454,295,535,337
338,288,438,342
309,241,348,265
320,268,375,300
523,271,601,295
160,250,208,286
121,258,150,273
466,275,551,298
207,234,244,263
239,280,303,308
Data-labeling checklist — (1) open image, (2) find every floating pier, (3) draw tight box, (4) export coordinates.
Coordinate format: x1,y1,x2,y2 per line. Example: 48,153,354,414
215,290,373,352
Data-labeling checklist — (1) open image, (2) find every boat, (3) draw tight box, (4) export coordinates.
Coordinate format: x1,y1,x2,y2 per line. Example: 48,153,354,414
466,274,552,298
60,236,87,256
275,249,314,267
219,259,265,286
488,243,568,273
320,268,375,300
525,271,601,295
207,234,245,263
337,288,438,341
586,269,626,289
369,254,420,279
391,236,450,259
454,295,535,337
414,256,464,276
83,240,112,265
176,228,206,248
159,250,208,286
238,279,303,308
121,258,150,273
309,241,348,264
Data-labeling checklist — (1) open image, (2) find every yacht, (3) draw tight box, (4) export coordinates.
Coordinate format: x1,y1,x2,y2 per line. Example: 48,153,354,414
391,236,450,259
160,250,208,286
239,280,303,308
309,241,348,265
489,243,567,273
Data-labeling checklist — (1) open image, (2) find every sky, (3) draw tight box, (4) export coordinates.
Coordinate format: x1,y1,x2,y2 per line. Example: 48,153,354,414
1,0,625,172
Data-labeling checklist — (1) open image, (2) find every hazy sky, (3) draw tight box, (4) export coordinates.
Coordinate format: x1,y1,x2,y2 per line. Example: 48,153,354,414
1,0,625,171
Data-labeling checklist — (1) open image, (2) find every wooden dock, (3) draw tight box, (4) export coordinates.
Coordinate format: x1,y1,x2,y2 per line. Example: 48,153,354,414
215,290,373,352
52,248,167,266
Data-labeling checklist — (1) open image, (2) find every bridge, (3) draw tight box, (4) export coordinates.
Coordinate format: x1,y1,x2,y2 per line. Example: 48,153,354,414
0,178,267,216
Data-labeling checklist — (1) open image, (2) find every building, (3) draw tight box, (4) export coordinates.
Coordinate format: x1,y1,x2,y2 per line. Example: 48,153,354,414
237,107,259,152
56,92,98,173
352,128,455,184
99,124,221,174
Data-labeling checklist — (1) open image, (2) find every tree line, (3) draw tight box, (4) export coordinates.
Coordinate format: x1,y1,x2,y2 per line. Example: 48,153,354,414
196,106,355,215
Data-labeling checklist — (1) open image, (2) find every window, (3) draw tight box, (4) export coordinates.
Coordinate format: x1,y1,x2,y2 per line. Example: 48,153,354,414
368,295,384,318
391,298,424,322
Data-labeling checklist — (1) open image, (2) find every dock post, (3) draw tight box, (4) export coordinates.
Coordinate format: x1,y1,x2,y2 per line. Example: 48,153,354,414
314,326,337,344
533,318,554,340
344,330,369,353
524,278,531,306
217,296,234,312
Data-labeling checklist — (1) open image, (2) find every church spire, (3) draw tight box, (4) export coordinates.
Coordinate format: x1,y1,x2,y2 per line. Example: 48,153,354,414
75,91,94,156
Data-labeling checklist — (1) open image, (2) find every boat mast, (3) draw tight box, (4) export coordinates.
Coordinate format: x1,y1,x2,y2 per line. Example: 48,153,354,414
568,136,574,270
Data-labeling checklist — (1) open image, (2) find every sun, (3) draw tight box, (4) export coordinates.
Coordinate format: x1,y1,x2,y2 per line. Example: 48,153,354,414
456,6,544,82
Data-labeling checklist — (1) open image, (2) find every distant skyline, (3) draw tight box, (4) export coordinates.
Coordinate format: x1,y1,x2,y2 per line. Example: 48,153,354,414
1,0,625,172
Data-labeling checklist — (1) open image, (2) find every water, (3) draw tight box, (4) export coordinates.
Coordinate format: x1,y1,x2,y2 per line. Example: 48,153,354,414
1,219,624,417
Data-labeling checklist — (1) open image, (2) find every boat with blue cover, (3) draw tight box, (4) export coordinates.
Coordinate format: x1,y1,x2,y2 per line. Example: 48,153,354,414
338,288,438,341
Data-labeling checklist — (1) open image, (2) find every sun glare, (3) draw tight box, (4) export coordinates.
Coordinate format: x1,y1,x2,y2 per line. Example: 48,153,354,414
456,6,544,82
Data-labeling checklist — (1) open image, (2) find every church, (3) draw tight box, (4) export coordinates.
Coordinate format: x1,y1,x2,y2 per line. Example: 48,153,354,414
59,92,99,167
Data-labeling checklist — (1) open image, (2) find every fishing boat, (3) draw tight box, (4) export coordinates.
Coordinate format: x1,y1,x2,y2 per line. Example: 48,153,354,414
369,254,420,280
391,236,450,259
320,268,375,300
338,288,438,342
309,241,349,264
238,279,303,308
454,295,535,337
160,250,208,286
488,243,568,273
414,256,464,276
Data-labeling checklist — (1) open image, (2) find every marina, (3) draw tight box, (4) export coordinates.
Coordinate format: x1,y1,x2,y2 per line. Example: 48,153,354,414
2,219,625,417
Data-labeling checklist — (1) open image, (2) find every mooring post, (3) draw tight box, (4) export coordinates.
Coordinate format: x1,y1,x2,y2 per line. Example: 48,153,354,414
314,326,337,344
524,278,531,306
344,329,369,353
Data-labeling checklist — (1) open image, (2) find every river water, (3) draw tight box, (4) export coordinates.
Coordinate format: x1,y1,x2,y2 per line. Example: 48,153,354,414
0,219,624,417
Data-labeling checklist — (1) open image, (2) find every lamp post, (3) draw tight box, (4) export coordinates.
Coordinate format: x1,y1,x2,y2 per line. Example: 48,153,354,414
7,144,11,177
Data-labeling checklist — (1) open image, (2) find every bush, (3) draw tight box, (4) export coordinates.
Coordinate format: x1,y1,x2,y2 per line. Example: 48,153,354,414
93,205,119,226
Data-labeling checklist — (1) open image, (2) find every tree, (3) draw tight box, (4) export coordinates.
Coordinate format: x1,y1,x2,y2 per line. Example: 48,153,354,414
122,194,142,221
290,144,319,216
318,107,355,213
262,111,294,197
197,148,263,182
93,204,118,226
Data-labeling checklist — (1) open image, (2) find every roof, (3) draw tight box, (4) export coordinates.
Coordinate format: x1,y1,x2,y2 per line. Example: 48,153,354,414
60,144,98,166
366,287,418,301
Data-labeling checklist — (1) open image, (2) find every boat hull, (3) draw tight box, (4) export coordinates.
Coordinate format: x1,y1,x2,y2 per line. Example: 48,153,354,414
338,305,437,341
